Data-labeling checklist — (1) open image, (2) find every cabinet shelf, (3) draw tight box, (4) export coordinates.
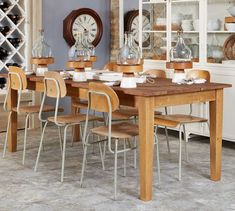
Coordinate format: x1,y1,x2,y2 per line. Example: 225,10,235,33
143,30,166,33
207,31,235,34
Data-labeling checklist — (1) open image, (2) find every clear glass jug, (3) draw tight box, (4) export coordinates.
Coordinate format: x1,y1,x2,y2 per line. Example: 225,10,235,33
170,30,192,62
32,29,52,58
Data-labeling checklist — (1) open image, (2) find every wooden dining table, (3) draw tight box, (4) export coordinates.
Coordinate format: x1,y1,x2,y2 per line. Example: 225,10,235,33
3,74,231,201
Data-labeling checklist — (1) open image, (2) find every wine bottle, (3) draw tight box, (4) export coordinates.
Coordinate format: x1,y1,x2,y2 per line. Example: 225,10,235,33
8,37,22,47
0,1,11,12
0,77,6,89
0,26,10,36
6,62,21,67
0,47,11,59
7,14,22,25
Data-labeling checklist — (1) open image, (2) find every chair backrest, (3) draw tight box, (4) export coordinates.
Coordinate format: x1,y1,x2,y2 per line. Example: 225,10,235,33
8,66,27,90
187,70,210,82
44,71,67,98
144,69,167,78
103,61,118,71
88,82,119,113
4,66,27,112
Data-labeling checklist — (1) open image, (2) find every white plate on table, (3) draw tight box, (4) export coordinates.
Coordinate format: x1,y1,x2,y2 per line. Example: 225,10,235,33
94,72,123,82
24,71,34,75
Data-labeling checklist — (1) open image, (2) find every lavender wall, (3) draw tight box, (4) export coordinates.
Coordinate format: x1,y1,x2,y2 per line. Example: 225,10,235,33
42,0,110,70
42,0,110,112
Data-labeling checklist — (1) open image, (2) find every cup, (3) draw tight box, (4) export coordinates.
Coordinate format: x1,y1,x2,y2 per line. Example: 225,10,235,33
120,75,136,88
73,71,87,82
36,67,48,76
172,73,186,83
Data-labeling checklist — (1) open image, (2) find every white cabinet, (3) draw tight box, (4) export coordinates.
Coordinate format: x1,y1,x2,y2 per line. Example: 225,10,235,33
0,0,31,72
139,0,235,142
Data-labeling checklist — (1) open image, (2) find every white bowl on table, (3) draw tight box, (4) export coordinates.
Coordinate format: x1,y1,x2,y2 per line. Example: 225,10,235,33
225,23,235,31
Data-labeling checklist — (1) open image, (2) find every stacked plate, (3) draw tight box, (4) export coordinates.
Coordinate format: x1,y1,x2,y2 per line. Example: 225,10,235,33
223,34,235,60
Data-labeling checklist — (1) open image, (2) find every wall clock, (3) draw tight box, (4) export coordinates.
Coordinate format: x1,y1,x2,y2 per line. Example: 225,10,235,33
63,8,103,47
124,10,151,48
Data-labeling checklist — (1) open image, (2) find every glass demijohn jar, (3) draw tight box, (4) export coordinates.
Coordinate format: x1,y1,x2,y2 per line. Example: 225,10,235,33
68,31,90,61
83,29,95,56
32,29,52,58
117,32,140,65
170,30,192,62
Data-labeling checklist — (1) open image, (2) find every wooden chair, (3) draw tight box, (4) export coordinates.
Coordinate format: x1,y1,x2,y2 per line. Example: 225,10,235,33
34,71,101,182
80,82,160,200
154,69,210,181
2,66,58,165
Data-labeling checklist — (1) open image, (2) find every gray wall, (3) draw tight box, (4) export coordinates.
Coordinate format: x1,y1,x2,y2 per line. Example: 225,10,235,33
42,0,110,70
124,0,138,13
42,0,110,113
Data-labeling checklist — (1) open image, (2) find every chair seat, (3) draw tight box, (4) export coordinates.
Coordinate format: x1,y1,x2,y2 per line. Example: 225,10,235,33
12,104,59,114
72,101,88,109
154,114,208,128
48,114,101,124
113,106,162,120
91,122,139,139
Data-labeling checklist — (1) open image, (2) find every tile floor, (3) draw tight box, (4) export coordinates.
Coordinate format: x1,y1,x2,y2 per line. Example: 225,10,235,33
0,126,235,211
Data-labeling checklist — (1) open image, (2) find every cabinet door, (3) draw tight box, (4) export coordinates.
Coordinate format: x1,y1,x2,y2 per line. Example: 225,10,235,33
140,0,168,61
206,0,235,65
170,0,201,63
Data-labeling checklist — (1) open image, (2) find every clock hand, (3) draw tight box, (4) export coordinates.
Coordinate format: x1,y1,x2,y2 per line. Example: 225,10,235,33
77,20,87,31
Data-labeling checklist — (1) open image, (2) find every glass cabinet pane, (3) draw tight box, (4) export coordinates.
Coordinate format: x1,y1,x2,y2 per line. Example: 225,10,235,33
142,2,167,60
207,0,235,64
171,0,200,63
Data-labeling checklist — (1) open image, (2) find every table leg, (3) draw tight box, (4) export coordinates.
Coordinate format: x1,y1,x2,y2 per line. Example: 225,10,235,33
137,96,154,201
209,89,223,181
7,88,18,152
71,97,80,142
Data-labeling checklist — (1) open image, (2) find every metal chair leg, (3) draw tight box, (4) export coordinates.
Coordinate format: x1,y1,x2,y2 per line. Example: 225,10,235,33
183,124,189,162
61,125,69,182
154,133,161,186
22,113,30,165
179,125,182,181
103,139,107,160
58,126,63,155
123,139,126,177
34,121,48,172
165,126,170,153
80,132,91,187
3,111,12,158
133,137,137,169
114,139,118,200
98,136,105,170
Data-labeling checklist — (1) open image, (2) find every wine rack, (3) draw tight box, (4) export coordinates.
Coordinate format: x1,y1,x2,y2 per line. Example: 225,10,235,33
0,0,30,72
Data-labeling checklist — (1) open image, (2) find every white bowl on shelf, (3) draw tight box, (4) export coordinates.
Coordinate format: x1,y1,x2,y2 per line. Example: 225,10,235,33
225,23,235,31
228,6,235,17
207,19,221,31
193,19,199,31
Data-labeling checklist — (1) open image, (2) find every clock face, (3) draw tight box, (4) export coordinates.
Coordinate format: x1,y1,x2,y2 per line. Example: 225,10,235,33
72,14,98,43
125,10,151,48
63,8,103,47
131,15,151,44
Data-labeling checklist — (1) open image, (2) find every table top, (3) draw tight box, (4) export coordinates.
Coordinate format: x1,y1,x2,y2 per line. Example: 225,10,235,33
26,75,231,97
0,73,231,97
